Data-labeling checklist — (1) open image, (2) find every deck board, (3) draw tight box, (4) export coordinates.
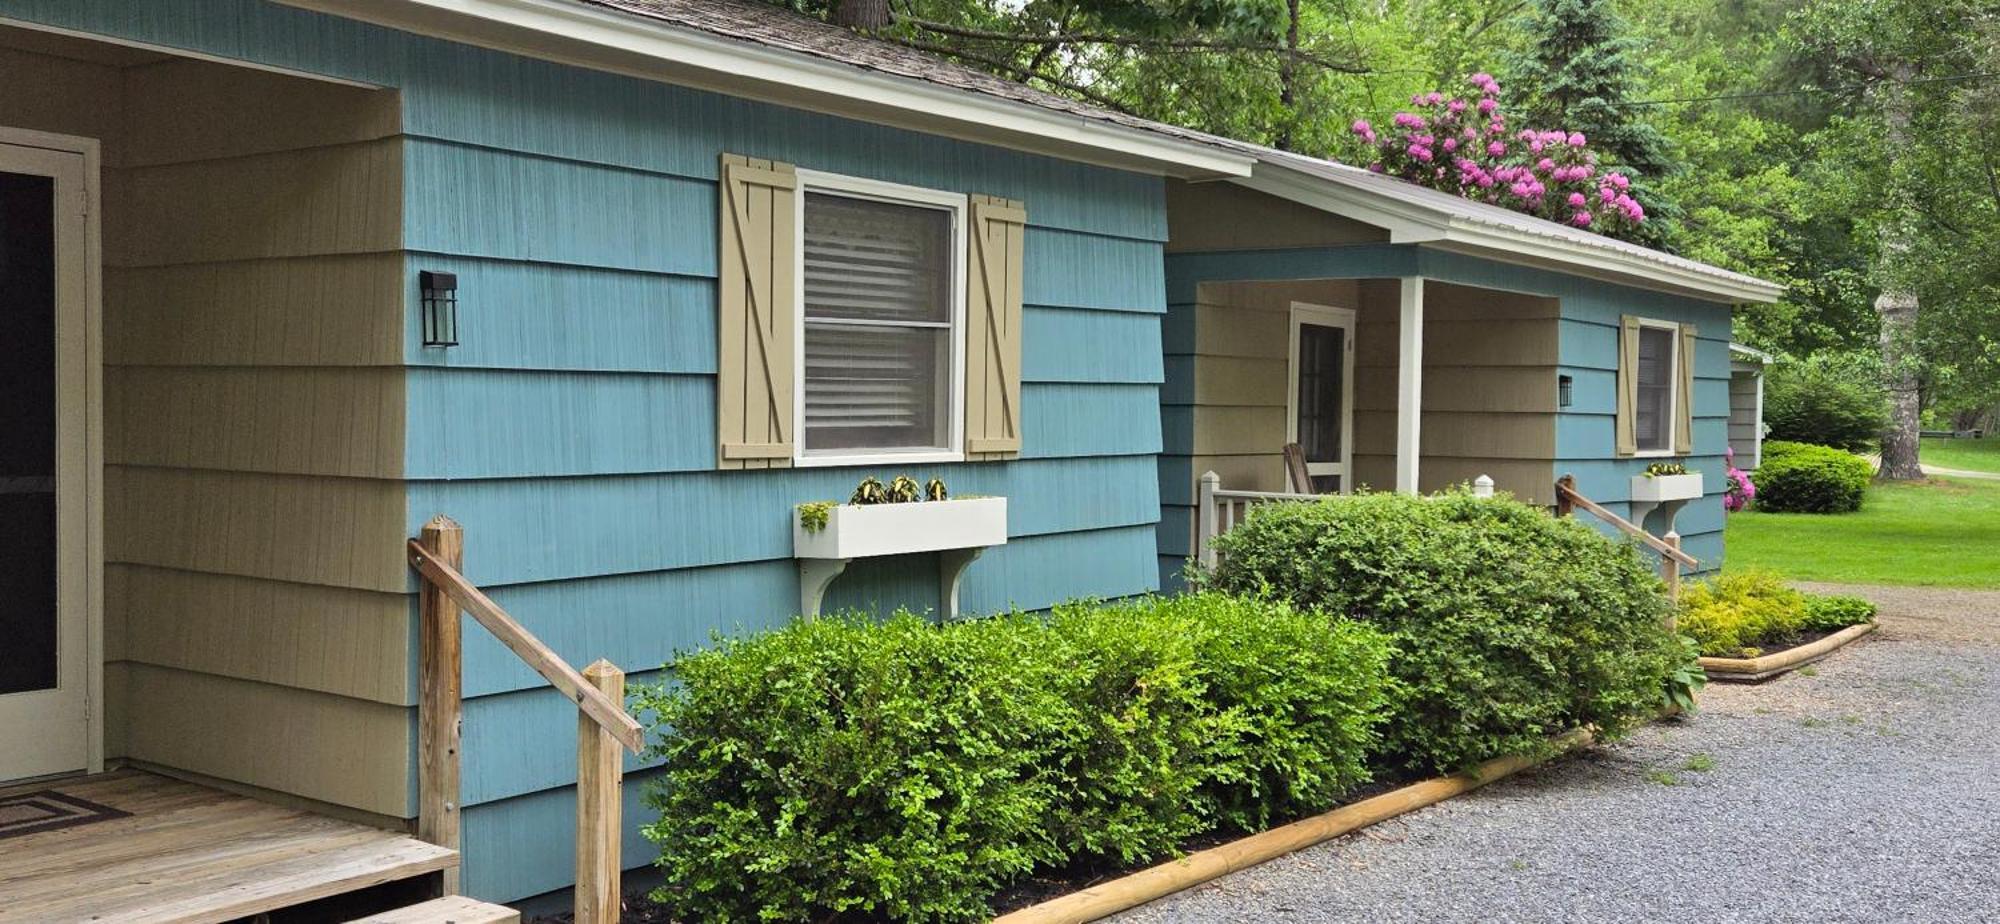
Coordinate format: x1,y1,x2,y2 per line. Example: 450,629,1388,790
0,770,457,924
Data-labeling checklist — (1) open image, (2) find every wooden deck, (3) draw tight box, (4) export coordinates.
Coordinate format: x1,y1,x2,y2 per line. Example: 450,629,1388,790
0,770,458,923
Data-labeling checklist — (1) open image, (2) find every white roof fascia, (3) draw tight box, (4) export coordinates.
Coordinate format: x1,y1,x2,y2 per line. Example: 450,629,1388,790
275,0,1255,179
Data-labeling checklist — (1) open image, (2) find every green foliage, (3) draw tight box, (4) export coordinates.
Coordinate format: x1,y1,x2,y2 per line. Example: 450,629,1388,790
850,476,888,505
1677,570,1806,657
638,613,1069,923
1679,571,1875,658
639,595,1397,922
1044,594,1396,854
1207,490,1681,774
1663,634,1707,713
1507,0,1680,247
1763,354,1890,452
1755,441,1873,513
796,501,834,533
1801,593,1877,632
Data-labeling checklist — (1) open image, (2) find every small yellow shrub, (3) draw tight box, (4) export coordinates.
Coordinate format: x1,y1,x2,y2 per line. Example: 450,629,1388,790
1679,570,1807,657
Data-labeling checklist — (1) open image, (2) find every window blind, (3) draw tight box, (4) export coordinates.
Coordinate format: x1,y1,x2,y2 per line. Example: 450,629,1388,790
801,192,953,453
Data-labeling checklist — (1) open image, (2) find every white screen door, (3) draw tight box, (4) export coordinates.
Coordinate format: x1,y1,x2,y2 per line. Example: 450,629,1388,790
0,139,91,781
1287,302,1356,494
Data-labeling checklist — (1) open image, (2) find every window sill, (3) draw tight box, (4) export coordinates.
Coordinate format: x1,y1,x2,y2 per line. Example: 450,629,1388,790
795,449,965,469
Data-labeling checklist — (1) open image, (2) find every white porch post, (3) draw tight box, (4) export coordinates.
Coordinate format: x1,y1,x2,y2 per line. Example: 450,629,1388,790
1396,276,1425,493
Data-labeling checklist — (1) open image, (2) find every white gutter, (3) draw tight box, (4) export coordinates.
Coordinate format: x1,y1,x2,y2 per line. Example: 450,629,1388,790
274,0,1255,179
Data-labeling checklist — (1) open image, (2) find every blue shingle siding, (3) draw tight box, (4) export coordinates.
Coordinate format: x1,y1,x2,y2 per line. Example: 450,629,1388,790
0,0,1167,902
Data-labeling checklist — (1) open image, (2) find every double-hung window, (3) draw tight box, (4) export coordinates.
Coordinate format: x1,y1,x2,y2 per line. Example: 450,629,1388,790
795,171,965,465
1634,319,1679,454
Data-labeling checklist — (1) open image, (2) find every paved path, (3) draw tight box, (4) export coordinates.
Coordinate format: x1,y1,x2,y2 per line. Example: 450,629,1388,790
1861,454,2000,481
1114,584,2000,924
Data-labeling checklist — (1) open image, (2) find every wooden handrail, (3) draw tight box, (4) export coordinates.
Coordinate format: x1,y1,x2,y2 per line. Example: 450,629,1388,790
1553,476,1699,568
412,516,639,924
409,539,643,752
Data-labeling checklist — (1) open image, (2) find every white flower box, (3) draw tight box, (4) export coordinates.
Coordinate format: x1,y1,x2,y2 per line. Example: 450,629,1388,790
1630,472,1705,504
794,496,1008,561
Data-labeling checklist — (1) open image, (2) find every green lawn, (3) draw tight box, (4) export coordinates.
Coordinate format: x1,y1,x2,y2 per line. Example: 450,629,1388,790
1725,476,2000,588
1920,436,2000,474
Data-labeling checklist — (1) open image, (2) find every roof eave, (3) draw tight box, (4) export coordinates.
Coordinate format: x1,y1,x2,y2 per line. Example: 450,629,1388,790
274,0,1255,179
1435,221,1788,305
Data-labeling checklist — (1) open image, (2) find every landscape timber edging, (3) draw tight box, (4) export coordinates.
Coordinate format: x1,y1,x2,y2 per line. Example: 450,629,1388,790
1697,621,1878,683
991,729,1596,924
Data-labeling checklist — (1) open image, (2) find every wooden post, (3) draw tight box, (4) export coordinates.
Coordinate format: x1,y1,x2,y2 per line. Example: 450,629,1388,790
575,660,626,924
1662,531,1683,610
1197,471,1221,570
417,516,464,895
1554,474,1576,518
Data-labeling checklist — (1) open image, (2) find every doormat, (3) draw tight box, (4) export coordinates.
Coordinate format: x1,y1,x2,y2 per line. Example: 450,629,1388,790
0,789,131,840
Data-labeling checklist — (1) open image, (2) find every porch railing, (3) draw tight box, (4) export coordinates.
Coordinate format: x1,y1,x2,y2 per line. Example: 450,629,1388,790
1195,471,1498,569
1553,474,1699,601
409,515,643,924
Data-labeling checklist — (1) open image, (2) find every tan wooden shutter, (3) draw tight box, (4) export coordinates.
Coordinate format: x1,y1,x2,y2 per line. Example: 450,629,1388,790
1616,315,1640,456
1674,323,1697,454
717,154,798,469
965,195,1026,458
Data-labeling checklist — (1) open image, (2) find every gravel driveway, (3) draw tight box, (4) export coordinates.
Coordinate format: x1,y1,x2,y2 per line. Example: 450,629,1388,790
1113,584,2000,924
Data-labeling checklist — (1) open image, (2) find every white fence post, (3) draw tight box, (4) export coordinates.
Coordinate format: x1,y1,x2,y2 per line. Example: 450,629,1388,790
1197,471,1221,571
1472,474,1495,498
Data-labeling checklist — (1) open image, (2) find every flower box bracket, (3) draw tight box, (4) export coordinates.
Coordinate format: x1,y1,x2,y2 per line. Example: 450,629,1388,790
794,496,1008,619
1629,472,1704,534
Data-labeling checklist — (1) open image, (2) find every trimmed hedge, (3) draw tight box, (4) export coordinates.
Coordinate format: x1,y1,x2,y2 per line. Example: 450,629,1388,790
637,595,1396,923
1679,570,1877,657
1755,441,1873,513
1207,490,1682,775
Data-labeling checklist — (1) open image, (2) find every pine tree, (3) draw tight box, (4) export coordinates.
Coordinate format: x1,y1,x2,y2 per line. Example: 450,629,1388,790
1509,0,1682,249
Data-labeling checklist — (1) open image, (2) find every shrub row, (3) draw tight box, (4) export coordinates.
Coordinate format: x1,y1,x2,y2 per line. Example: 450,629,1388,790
639,492,1690,922
1207,490,1683,775
1678,569,1878,658
1755,440,1874,513
636,594,1396,923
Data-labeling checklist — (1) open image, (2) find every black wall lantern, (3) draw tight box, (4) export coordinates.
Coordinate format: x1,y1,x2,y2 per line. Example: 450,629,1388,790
1558,374,1574,408
420,270,459,347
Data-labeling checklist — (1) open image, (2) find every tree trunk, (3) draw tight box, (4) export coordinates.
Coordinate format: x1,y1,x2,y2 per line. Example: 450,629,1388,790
831,0,891,31
1874,63,1926,481
1274,0,1301,151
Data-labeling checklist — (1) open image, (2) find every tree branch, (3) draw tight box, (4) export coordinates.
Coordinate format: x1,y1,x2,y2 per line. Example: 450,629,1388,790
901,16,1373,74
895,37,1136,113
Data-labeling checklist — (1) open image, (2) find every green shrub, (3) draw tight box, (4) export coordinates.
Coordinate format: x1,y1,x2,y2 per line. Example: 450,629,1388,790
1044,594,1395,851
1678,570,1806,657
1755,441,1873,513
1207,490,1681,775
1801,593,1878,632
1764,353,1889,453
1679,573,1877,656
637,613,1069,923
639,596,1398,922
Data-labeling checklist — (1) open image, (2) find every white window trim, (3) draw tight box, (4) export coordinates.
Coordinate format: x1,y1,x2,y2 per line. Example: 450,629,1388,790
1632,316,1682,458
792,169,968,468
1285,301,1357,494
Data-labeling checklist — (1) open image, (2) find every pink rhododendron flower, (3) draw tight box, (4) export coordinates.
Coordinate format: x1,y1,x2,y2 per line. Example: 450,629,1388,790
1571,211,1592,226
1567,132,1586,146
1568,192,1588,208
1487,141,1507,156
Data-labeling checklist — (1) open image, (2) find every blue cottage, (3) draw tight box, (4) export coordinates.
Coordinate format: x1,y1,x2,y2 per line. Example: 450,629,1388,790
0,0,1779,916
